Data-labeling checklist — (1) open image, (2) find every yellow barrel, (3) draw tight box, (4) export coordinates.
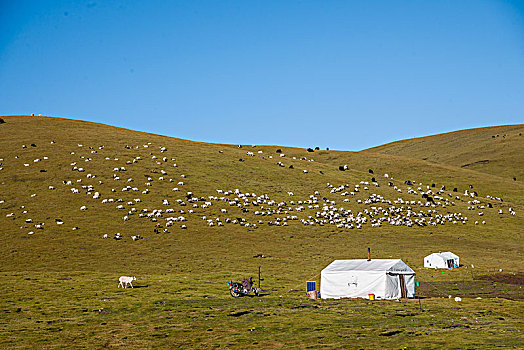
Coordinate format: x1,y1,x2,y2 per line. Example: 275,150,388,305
368,294,375,301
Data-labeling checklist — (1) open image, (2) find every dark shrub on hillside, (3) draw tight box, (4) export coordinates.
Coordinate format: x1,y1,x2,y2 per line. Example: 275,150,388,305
0,118,5,124
307,148,314,152
276,149,282,153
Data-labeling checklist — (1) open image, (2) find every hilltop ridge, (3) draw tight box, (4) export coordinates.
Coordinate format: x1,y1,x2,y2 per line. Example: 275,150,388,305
362,124,524,181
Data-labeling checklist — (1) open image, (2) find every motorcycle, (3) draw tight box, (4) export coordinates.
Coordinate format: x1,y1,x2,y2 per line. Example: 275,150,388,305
228,276,260,297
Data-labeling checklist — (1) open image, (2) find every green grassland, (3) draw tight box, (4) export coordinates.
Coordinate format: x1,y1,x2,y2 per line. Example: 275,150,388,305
0,116,522,349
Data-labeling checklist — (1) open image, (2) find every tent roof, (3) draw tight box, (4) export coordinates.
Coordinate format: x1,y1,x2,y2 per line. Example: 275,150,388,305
322,259,414,274
425,252,459,259
439,252,459,259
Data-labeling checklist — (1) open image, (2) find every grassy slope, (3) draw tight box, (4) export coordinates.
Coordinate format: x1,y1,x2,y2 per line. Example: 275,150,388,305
0,116,522,349
362,124,524,181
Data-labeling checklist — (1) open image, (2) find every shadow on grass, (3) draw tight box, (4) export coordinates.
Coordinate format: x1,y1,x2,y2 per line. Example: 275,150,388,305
235,294,270,298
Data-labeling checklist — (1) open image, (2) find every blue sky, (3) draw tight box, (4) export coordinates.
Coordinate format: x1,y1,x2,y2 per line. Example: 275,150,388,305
1,1,523,150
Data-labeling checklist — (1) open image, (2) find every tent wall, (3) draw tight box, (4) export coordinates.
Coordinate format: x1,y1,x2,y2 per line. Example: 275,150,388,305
424,254,446,268
384,274,401,299
404,274,416,298
321,271,385,299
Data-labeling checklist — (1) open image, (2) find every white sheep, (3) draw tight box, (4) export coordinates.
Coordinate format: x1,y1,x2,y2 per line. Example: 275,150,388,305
118,276,136,288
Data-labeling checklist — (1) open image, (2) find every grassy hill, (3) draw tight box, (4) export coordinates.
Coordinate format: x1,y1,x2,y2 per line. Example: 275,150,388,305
0,116,522,348
362,124,524,181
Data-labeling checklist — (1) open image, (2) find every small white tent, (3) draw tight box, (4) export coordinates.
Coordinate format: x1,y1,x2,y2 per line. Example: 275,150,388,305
320,259,415,300
424,252,459,269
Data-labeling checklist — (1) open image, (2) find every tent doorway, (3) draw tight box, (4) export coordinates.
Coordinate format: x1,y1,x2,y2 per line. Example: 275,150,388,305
399,275,407,298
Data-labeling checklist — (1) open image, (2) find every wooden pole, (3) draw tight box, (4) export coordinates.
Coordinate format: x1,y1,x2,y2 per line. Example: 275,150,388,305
258,265,261,289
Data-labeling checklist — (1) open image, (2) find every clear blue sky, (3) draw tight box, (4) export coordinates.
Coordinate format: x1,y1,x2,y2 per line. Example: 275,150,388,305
1,1,523,150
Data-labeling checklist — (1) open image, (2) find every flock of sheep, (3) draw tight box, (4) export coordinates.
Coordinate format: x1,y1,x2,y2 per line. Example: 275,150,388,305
0,139,517,242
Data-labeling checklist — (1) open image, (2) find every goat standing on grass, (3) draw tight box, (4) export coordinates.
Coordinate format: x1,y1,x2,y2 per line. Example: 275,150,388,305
118,276,136,288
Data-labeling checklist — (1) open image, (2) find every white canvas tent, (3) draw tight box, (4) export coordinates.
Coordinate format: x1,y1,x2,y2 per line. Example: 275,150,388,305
424,252,459,269
320,259,415,300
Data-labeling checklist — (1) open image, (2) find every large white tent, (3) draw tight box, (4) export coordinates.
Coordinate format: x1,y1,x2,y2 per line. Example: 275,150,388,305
320,259,415,300
424,252,459,269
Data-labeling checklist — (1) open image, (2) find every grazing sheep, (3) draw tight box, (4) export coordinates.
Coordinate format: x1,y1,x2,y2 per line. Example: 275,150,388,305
118,276,136,288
